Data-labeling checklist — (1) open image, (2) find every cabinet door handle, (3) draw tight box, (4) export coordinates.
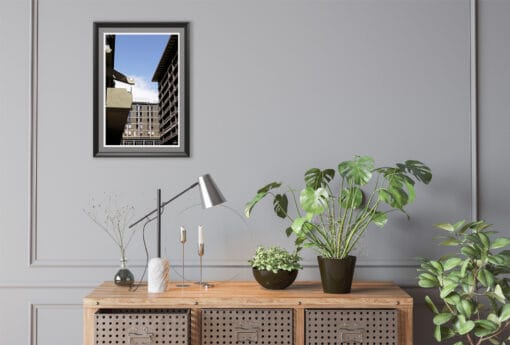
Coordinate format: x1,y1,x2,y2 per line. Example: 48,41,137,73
339,328,364,343
235,329,258,342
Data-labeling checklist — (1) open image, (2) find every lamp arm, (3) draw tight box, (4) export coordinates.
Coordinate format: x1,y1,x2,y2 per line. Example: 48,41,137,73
129,182,199,229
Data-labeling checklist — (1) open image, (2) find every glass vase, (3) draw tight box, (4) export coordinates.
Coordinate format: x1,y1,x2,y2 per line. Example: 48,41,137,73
114,258,135,287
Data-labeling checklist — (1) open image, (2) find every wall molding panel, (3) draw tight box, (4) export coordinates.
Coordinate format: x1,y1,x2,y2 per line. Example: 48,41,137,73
29,0,38,267
470,0,479,221
27,0,479,269
29,302,82,345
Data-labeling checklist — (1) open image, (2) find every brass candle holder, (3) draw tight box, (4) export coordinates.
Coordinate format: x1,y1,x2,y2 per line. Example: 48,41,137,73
176,226,189,287
196,243,212,288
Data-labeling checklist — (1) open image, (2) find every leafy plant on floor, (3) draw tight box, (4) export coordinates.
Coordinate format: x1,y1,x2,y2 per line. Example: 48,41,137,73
418,220,510,345
245,155,432,258
249,246,302,273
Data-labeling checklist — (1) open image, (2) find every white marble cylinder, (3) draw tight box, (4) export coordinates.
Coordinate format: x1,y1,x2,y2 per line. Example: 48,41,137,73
148,257,169,293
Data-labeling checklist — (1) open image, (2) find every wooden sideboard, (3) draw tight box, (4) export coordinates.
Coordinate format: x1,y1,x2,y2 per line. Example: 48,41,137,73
83,281,412,345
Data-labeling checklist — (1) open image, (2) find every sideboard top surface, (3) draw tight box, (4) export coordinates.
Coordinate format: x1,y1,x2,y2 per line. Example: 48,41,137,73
84,281,412,309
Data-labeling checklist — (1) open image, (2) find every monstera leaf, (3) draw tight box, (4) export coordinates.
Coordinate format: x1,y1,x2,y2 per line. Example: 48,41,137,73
291,213,314,237
300,187,329,214
337,156,374,186
245,182,281,217
273,194,288,219
304,168,335,189
397,160,432,184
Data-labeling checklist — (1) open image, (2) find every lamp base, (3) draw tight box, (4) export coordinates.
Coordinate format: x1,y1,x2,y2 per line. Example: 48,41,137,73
147,257,169,293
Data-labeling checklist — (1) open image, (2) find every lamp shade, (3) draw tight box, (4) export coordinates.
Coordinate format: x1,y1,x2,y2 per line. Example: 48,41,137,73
198,174,226,209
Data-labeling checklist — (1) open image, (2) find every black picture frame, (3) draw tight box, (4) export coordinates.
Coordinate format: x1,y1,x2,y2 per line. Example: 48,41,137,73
93,22,189,157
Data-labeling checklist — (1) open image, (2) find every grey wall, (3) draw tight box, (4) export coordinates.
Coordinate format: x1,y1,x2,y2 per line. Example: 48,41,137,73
0,0,507,344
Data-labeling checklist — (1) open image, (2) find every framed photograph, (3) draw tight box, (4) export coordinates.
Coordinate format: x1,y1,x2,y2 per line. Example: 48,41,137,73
93,22,189,157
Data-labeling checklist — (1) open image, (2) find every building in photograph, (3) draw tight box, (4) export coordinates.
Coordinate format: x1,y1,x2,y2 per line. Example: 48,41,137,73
104,34,135,145
152,35,179,145
121,102,160,145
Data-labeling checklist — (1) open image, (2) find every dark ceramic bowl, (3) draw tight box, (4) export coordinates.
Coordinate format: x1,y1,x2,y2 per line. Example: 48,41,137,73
252,268,298,290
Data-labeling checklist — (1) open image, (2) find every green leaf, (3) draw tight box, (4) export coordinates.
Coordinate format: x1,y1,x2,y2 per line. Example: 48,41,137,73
257,182,282,194
444,293,461,306
433,313,454,325
494,284,506,303
433,325,442,342
487,313,500,326
453,220,466,230
452,342,464,345
441,238,460,246
430,260,444,273
285,227,293,238
378,189,393,206
300,187,329,214
419,278,439,288
471,220,492,232
456,320,475,335
437,223,455,232
443,257,463,271
405,180,416,204
339,187,363,209
477,268,495,288
337,155,374,186
491,237,510,249
273,194,288,219
419,272,438,283
457,300,473,318
499,304,510,322
474,320,498,337
434,326,455,342
304,168,335,189
460,259,470,277
245,182,281,217
478,232,491,250
372,211,388,228
290,214,314,236
461,245,479,259
401,160,432,184
488,254,507,266
440,282,457,298
425,295,439,314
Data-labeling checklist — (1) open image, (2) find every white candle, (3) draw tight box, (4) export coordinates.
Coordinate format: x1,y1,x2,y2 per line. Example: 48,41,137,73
180,226,187,243
198,225,204,245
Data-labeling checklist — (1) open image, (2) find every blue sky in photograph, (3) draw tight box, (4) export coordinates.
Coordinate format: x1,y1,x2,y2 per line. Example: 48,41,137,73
113,34,171,102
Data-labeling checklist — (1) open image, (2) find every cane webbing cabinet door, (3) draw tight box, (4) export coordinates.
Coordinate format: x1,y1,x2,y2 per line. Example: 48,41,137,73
83,281,413,345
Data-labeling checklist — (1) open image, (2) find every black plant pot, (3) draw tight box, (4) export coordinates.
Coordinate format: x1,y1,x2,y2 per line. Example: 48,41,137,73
252,268,298,290
317,255,356,294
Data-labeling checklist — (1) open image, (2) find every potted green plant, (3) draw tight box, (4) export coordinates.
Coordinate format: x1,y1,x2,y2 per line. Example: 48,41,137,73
418,220,510,345
249,246,302,290
245,155,432,293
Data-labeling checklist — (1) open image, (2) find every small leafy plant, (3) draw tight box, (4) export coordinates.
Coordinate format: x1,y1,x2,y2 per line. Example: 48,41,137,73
418,220,510,345
249,246,302,273
245,156,432,258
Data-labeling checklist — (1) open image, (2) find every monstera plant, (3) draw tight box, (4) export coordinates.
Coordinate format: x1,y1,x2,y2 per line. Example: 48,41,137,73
245,155,432,293
418,220,510,345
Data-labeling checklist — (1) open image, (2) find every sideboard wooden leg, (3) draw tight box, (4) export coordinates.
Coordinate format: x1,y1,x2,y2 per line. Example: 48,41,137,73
83,307,98,345
191,308,202,345
398,305,413,345
295,308,305,345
